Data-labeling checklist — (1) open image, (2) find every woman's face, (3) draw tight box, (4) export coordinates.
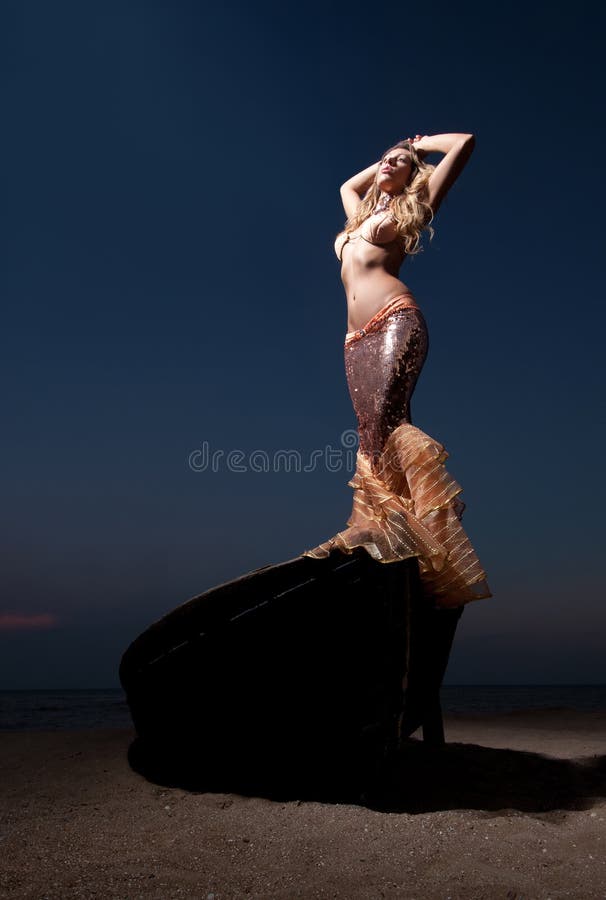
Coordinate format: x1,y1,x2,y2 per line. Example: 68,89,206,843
377,147,413,193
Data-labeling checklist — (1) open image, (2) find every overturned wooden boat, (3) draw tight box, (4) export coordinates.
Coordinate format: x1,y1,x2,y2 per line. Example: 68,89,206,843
119,548,463,795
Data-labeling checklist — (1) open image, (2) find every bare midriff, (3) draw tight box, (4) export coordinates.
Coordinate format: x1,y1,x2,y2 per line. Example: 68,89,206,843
341,239,419,333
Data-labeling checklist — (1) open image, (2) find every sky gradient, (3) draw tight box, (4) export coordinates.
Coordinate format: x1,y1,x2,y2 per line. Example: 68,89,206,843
2,0,605,687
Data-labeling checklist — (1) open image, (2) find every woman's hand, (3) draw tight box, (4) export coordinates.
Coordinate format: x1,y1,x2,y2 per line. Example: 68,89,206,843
410,133,474,155
407,134,429,158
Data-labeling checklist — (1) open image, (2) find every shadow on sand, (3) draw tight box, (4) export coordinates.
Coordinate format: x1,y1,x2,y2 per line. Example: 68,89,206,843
127,734,606,815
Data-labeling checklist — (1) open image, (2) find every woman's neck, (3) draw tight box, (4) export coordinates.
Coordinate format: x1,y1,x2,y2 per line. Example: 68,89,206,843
374,190,398,214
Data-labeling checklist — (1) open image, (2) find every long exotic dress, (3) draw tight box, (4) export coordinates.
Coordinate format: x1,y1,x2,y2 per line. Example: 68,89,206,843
302,293,492,609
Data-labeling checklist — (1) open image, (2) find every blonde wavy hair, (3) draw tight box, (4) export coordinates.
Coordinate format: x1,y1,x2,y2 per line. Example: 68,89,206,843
340,141,436,256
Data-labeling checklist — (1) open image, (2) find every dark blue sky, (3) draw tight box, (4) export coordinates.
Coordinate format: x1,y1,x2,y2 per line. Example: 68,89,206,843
2,0,604,687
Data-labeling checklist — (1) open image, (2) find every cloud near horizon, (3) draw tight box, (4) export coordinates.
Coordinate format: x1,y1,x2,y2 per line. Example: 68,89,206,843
0,613,58,631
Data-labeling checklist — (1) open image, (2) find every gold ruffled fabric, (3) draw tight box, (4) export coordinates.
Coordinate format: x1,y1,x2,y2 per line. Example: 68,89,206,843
303,422,492,608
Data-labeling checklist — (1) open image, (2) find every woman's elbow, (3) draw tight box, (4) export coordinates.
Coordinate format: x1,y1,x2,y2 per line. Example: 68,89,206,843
340,182,359,200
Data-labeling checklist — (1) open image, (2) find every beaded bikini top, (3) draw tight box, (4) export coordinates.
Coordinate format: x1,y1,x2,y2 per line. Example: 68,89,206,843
334,212,404,262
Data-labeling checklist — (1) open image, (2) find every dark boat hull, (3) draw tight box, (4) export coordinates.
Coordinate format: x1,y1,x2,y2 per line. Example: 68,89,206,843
119,549,463,794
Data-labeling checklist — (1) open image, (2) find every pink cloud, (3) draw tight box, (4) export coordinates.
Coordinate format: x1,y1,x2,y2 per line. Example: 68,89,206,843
0,613,58,631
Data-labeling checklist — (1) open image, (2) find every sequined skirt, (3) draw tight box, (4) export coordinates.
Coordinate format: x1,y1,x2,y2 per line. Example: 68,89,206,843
303,296,492,608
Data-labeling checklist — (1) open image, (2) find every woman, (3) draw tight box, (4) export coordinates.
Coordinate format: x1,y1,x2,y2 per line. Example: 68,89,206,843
303,133,492,608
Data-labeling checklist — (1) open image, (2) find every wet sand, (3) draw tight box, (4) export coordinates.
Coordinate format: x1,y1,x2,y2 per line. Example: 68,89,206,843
1,710,605,899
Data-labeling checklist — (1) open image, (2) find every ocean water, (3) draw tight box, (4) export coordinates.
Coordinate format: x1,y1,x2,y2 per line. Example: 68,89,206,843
1,686,605,731
0,689,132,731
441,685,606,715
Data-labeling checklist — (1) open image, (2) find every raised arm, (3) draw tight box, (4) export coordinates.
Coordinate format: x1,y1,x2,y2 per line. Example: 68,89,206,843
339,160,380,219
412,133,475,215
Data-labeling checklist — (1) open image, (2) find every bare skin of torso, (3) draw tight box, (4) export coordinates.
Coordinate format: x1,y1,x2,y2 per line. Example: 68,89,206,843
341,236,418,333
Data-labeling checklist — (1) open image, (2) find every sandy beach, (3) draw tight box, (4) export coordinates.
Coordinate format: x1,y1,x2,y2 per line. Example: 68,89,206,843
1,710,605,899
